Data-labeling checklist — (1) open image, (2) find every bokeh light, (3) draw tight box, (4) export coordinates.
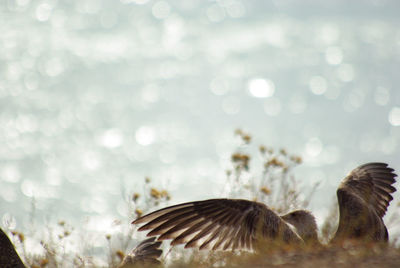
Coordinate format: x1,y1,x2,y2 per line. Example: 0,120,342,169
248,78,275,98
389,107,400,126
0,0,399,259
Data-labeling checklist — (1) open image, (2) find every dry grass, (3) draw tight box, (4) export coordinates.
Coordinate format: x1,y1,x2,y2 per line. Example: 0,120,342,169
167,244,400,268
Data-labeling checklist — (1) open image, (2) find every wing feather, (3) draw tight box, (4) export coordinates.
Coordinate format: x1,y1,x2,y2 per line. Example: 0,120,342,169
118,237,162,267
333,162,397,243
131,237,162,259
212,225,234,250
133,198,299,250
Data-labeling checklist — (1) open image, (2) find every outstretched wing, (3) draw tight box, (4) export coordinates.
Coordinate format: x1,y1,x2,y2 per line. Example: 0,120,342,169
333,162,397,243
118,237,162,267
132,198,301,251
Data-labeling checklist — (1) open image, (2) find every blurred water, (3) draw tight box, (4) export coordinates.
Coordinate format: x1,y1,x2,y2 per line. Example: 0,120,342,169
1,0,400,257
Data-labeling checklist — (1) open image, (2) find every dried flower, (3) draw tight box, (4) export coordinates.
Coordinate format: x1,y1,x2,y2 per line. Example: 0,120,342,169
135,209,143,217
231,153,250,170
160,190,171,200
12,231,25,243
116,250,125,260
132,193,140,202
265,158,284,168
40,259,49,267
290,155,302,164
234,129,252,144
260,186,271,195
150,188,161,199
242,134,251,144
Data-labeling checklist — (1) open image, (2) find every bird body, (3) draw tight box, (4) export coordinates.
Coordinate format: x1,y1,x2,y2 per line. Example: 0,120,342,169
133,163,397,251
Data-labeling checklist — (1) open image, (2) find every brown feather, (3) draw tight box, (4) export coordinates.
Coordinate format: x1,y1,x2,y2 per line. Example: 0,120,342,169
133,198,303,251
333,162,397,243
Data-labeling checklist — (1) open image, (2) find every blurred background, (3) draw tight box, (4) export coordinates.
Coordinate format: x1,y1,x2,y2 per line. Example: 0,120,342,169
1,0,399,260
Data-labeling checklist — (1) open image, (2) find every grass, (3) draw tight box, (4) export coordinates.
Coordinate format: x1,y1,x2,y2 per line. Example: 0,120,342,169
3,129,400,267
165,244,400,268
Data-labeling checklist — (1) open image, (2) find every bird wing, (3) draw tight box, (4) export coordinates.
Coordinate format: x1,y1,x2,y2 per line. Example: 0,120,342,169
131,237,162,260
333,162,397,242
0,229,25,268
132,198,301,251
119,237,162,267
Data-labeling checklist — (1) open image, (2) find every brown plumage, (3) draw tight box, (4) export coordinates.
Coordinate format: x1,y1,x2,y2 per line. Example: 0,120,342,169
332,162,397,243
133,199,309,251
132,162,397,250
280,210,319,245
0,228,25,268
118,237,162,267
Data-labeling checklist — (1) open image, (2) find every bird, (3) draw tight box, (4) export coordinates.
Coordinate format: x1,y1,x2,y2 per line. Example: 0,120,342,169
118,237,162,267
0,228,25,268
331,162,397,243
132,162,397,251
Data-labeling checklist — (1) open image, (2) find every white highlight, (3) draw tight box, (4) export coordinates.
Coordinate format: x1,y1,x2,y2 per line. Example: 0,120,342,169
136,126,156,146
388,107,400,126
248,78,275,98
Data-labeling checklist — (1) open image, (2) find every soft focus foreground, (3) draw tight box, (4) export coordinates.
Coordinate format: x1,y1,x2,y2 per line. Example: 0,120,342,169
168,245,400,268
